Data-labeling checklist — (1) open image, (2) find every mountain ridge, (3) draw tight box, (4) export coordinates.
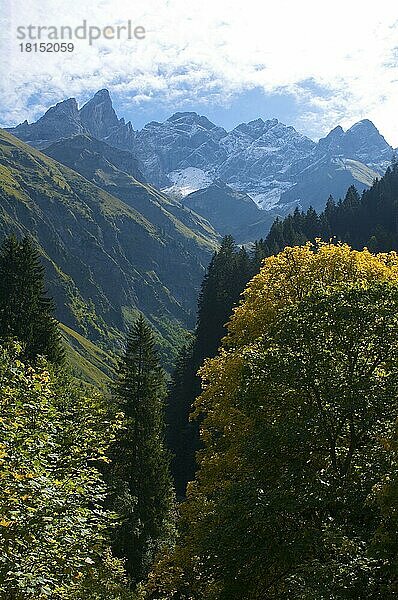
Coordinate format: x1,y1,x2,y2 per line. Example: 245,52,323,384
6,89,393,216
0,128,218,367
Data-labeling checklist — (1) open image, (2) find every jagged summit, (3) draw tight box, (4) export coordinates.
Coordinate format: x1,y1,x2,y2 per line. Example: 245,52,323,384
233,117,279,137
7,97,83,146
5,89,394,211
46,97,79,114
79,89,121,139
167,112,218,131
167,111,200,121
91,88,111,100
321,125,344,139
347,119,379,133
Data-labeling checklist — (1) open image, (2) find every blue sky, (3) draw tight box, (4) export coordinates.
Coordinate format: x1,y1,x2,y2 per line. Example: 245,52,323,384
2,0,398,143
111,87,303,133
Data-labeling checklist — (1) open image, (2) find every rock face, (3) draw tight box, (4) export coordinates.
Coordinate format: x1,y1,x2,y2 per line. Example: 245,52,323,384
183,180,275,243
280,156,381,213
129,112,228,188
6,89,395,215
9,98,84,148
78,89,136,150
278,120,392,212
315,120,392,169
217,118,316,208
79,89,121,140
45,134,145,183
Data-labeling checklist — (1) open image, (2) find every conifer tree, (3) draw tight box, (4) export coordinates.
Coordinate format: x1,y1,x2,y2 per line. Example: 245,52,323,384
261,165,398,256
0,235,63,364
110,315,174,584
167,236,254,497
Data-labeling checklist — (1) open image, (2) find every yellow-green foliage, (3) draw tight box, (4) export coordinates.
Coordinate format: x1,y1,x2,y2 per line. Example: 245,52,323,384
0,342,132,600
196,242,398,447
145,242,398,599
226,241,398,346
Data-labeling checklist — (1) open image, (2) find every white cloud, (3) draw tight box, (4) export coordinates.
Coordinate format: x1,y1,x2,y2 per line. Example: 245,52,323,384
1,0,398,143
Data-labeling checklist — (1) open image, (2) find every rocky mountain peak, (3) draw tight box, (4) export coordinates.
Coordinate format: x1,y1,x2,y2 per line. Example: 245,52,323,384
7,97,83,145
346,119,379,134
234,118,278,138
342,120,392,166
79,89,120,139
45,97,79,117
317,125,345,152
167,112,218,131
314,119,392,168
91,88,111,101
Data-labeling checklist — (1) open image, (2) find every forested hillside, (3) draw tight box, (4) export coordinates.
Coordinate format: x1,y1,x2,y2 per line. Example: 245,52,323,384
1,132,398,600
167,162,398,497
263,162,398,255
150,243,398,599
0,236,174,599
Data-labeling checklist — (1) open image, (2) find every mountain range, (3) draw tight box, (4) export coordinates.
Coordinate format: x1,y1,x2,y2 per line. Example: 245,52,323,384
1,89,396,377
7,89,394,216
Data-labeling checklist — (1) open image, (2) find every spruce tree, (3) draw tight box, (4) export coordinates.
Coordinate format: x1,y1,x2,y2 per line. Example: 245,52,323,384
0,235,63,364
260,164,398,256
110,315,174,584
167,236,254,497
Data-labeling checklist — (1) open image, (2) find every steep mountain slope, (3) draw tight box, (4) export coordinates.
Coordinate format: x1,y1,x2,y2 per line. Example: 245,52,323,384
44,134,145,182
0,129,218,366
262,163,398,256
6,89,394,219
60,323,117,387
279,156,380,213
183,180,276,243
279,120,391,211
43,135,218,245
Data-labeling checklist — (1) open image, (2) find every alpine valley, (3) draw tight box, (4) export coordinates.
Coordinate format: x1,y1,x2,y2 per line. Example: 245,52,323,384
1,88,395,378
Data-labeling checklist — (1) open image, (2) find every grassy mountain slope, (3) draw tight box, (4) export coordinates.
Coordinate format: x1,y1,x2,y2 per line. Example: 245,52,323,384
60,323,117,387
0,129,218,367
44,134,218,247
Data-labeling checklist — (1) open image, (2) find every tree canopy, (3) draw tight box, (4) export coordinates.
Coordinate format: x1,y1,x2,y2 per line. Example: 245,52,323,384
0,342,132,600
146,243,398,599
109,315,175,585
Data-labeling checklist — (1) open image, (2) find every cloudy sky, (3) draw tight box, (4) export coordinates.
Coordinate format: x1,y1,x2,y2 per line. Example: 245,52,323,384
2,0,398,144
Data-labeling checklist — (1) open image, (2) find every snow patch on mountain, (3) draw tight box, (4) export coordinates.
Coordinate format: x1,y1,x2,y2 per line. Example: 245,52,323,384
253,191,290,210
163,167,214,198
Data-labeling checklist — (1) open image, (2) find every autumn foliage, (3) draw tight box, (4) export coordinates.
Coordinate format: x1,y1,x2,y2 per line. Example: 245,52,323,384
146,243,398,599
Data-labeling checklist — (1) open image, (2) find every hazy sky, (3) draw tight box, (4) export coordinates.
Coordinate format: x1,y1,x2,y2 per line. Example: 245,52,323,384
2,0,398,144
